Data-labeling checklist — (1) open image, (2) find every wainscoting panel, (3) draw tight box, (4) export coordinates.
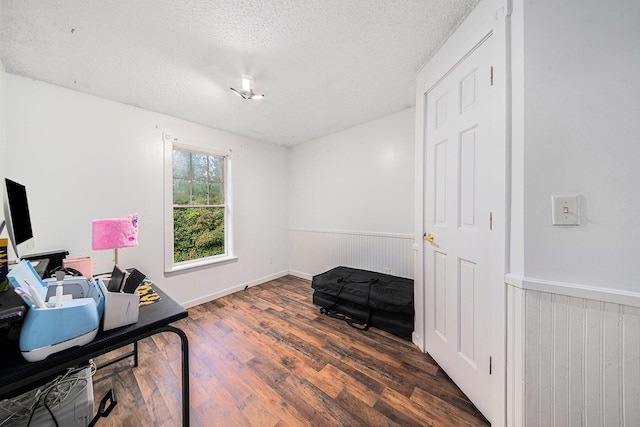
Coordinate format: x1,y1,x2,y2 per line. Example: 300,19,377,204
506,284,525,427
507,282,640,426
288,229,414,280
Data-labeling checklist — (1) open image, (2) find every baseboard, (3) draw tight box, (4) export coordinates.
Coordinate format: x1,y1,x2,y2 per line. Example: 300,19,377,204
182,270,289,309
288,269,312,281
505,273,640,307
412,331,424,352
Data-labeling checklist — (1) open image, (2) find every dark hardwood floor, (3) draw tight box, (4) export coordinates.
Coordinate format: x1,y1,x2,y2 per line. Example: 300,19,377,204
92,275,489,426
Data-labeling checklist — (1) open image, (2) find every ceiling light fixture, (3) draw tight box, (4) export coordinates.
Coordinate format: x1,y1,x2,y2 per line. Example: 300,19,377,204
230,75,264,100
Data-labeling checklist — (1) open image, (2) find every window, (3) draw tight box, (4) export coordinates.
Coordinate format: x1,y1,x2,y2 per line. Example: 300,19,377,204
164,135,235,272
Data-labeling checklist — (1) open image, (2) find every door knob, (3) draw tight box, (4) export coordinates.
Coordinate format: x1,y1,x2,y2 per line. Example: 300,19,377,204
424,233,435,243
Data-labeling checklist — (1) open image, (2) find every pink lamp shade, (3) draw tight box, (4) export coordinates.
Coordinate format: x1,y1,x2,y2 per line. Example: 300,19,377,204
92,214,139,250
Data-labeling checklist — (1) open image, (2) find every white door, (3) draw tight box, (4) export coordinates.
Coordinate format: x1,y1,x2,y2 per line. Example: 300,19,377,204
422,35,498,421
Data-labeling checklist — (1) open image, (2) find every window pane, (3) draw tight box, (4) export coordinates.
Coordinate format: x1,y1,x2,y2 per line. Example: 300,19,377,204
192,181,208,205
173,178,190,205
173,207,225,262
208,156,224,181
192,153,208,181
169,146,228,267
209,182,223,205
173,150,191,179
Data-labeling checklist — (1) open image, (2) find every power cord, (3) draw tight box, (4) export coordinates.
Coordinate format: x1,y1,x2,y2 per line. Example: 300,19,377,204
0,360,96,426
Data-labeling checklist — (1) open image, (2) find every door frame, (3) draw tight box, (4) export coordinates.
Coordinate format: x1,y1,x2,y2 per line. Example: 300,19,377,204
413,0,511,425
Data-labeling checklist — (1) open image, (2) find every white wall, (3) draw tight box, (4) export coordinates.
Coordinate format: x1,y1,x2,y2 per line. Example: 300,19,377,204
3,74,289,306
521,0,640,292
289,108,414,233
288,108,415,278
506,0,640,425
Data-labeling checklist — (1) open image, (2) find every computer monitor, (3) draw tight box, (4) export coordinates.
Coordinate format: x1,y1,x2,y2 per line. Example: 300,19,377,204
2,178,35,259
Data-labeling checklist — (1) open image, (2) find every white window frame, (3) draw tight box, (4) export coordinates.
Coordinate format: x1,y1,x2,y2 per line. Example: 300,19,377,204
163,134,237,273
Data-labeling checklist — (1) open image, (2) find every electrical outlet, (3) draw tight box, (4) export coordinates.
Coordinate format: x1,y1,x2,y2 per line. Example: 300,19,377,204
269,256,274,264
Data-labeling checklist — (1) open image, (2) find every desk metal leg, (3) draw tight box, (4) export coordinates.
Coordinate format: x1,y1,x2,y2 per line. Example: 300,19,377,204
157,325,190,427
95,341,139,370
91,325,189,426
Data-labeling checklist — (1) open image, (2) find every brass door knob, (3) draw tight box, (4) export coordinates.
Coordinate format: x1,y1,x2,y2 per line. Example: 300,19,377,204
424,233,435,243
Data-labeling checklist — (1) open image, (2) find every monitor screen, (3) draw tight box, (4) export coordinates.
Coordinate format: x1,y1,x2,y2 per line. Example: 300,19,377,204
3,178,35,258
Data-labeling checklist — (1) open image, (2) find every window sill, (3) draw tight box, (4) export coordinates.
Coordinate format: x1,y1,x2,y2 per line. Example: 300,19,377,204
165,255,238,273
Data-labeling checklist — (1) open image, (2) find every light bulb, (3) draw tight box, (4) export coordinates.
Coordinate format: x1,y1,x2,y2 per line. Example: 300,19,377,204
241,77,252,93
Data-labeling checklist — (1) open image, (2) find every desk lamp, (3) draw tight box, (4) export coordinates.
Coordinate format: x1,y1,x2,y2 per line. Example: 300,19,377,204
92,214,138,265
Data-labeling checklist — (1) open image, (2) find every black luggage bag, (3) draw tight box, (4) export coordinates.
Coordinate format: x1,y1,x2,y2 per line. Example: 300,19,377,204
311,266,414,340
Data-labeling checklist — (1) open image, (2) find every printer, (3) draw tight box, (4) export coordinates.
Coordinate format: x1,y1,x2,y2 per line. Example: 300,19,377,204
6,260,104,362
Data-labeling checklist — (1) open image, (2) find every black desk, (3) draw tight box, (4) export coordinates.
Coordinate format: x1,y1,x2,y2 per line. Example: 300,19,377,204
0,284,190,426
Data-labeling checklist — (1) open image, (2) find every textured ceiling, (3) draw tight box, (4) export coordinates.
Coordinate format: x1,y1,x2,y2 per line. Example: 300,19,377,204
0,0,479,146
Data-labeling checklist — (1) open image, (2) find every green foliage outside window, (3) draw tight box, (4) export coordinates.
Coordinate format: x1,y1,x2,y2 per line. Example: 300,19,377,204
172,149,226,263
173,207,224,262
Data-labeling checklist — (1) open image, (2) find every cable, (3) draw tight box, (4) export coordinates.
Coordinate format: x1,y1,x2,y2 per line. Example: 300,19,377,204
25,400,37,427
43,386,60,427
0,363,93,426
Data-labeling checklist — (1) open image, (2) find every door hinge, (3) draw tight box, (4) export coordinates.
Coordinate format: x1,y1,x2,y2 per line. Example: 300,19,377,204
489,356,493,375
490,66,494,86
489,212,493,230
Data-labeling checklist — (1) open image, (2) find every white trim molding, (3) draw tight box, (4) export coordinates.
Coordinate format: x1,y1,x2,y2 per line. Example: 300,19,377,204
181,270,289,309
506,274,640,307
288,269,313,281
163,133,236,273
288,228,413,240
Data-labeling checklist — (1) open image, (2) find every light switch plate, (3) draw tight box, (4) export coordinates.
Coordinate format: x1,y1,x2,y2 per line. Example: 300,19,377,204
552,195,580,225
